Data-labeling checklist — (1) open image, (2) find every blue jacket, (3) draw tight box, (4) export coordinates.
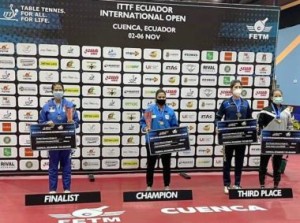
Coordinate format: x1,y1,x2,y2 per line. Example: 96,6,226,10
140,103,178,142
39,98,80,128
215,97,252,123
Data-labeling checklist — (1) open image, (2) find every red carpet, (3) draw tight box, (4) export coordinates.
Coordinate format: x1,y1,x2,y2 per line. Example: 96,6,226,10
1,156,300,223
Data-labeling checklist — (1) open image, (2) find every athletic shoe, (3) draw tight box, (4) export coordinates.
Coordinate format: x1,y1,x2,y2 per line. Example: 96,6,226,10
232,185,242,189
146,186,152,191
64,190,71,193
224,186,230,194
49,191,56,194
164,186,170,191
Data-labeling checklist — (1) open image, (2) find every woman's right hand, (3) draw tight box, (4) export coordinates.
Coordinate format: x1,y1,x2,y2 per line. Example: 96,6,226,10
47,120,55,127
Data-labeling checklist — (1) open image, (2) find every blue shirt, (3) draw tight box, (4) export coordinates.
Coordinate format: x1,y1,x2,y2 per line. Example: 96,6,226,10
215,97,252,122
39,98,80,128
140,103,178,142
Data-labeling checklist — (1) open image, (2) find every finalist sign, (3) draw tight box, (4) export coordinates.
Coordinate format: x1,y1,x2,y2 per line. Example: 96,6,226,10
30,123,76,151
261,130,300,154
147,126,190,155
217,119,257,145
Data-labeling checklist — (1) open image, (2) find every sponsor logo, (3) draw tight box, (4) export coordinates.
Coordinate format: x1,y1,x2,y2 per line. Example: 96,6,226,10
121,159,139,169
220,51,236,62
237,64,254,75
102,159,120,168
182,63,199,74
182,50,200,61
82,159,100,169
144,49,161,60
247,18,272,40
255,65,272,75
163,49,181,61
82,46,101,58
0,160,17,171
256,52,273,63
0,69,15,81
82,60,101,71
201,63,218,74
39,58,59,69
38,44,59,56
103,73,121,84
49,206,125,222
200,75,217,86
0,96,15,107
143,74,160,85
61,45,80,57
143,62,161,73
201,51,218,62
182,75,199,86
124,61,142,72
253,89,269,98
163,62,180,73
123,48,142,59
0,43,14,54
103,47,121,58
102,136,120,145
238,52,255,63
17,57,37,68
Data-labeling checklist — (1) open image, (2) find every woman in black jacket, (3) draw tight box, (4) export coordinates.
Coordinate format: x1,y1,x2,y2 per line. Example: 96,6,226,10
258,89,293,188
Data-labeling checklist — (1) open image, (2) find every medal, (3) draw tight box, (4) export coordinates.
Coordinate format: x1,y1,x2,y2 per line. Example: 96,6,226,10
271,104,282,124
233,98,242,120
159,121,164,125
57,115,62,120
236,112,242,119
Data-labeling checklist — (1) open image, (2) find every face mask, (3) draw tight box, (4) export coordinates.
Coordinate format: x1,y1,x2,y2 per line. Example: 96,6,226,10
156,99,166,105
273,97,283,105
232,88,242,97
53,91,64,99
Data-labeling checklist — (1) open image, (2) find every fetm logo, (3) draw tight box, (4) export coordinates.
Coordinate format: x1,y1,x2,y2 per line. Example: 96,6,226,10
247,18,272,40
49,206,125,223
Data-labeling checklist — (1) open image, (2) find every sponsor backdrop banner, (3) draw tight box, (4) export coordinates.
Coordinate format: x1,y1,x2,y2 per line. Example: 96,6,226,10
0,0,279,174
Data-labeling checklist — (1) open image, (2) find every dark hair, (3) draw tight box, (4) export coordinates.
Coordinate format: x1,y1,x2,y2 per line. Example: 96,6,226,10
271,88,283,97
230,79,242,89
51,82,64,91
155,89,166,98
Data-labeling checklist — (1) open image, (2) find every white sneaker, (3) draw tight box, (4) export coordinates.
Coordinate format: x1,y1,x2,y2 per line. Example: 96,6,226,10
232,185,242,189
64,190,71,193
164,186,170,191
224,186,230,194
146,186,152,191
49,191,56,194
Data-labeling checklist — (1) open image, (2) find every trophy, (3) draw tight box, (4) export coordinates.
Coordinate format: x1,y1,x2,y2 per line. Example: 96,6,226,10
66,107,73,122
144,111,152,131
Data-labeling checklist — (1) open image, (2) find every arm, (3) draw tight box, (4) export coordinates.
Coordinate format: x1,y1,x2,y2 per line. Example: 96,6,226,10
39,106,48,124
215,102,225,125
73,106,80,128
170,110,178,127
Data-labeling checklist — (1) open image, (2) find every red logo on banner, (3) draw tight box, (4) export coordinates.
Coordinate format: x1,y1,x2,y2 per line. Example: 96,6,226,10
257,100,265,109
224,52,233,61
24,147,33,157
241,76,249,85
2,122,11,132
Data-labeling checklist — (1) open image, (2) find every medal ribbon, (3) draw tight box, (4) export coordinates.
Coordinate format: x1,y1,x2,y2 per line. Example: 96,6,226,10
271,103,281,119
233,98,241,115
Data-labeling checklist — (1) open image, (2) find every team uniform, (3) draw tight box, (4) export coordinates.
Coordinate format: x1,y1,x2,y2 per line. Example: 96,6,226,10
216,97,252,188
39,98,79,192
140,103,178,188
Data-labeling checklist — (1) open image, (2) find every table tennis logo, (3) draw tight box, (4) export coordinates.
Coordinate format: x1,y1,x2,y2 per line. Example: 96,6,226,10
247,18,272,40
49,206,125,222
0,4,19,21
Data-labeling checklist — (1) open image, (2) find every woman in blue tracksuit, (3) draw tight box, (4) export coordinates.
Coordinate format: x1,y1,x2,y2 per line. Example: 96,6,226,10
215,80,252,194
140,89,178,191
39,82,79,194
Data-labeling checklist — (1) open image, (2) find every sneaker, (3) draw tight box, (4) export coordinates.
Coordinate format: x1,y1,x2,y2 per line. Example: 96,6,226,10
164,186,170,191
146,186,152,191
224,186,230,194
232,185,242,189
64,190,71,193
260,185,265,189
274,182,279,189
49,191,56,194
